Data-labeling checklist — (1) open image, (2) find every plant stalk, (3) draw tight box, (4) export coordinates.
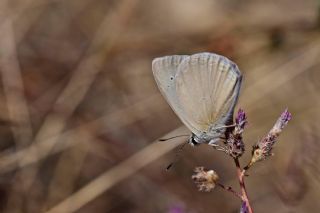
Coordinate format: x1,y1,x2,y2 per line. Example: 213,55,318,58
234,158,254,213
217,183,242,199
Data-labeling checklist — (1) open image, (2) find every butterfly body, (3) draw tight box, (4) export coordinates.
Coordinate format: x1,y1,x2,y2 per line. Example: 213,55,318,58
152,53,242,146
189,129,224,146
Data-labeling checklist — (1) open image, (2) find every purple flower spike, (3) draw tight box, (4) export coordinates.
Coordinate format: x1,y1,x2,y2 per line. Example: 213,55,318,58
236,109,247,129
271,108,292,135
281,108,292,122
226,109,247,158
250,109,292,164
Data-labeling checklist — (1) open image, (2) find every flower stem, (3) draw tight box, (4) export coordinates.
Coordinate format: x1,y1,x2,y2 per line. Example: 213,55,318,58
234,158,254,213
217,183,242,199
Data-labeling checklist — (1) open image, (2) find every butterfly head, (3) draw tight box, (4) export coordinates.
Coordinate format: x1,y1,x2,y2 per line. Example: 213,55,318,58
188,133,202,146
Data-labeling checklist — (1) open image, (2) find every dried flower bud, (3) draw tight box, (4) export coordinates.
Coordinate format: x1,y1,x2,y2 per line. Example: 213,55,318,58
192,167,219,192
250,109,292,164
226,109,247,158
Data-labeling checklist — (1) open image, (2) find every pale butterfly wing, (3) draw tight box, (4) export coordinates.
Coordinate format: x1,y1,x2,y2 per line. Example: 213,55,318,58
152,55,202,134
175,53,242,136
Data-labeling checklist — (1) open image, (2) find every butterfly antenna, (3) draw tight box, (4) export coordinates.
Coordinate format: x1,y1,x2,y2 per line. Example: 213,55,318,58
166,142,188,170
159,134,189,142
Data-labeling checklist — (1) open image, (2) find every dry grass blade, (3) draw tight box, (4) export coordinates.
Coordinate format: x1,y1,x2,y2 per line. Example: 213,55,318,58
0,94,163,173
45,130,92,208
243,40,320,109
2,1,142,211
45,126,187,213
9,0,141,194
0,2,33,147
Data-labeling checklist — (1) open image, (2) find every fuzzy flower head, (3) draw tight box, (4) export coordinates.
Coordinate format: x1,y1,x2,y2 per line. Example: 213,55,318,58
192,167,219,192
250,109,292,164
226,109,247,158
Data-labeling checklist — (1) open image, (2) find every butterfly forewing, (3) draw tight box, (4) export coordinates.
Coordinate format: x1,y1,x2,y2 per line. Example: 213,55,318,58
175,53,242,136
152,55,199,132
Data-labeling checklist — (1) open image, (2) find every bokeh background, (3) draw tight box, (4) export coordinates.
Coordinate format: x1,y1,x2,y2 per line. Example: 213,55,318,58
0,0,319,212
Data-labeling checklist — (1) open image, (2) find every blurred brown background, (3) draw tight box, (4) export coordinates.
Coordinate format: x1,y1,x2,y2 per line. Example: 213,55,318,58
0,0,319,212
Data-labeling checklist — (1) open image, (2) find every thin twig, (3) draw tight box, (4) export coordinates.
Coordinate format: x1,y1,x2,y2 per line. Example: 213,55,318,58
243,160,254,174
217,183,243,200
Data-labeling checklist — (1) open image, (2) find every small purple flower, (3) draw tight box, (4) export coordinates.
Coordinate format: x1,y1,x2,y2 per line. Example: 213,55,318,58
236,108,247,130
226,109,247,158
240,202,249,213
250,109,292,164
168,204,185,213
271,108,292,135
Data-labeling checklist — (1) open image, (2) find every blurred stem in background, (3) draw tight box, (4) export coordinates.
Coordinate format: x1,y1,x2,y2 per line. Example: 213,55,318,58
317,0,320,28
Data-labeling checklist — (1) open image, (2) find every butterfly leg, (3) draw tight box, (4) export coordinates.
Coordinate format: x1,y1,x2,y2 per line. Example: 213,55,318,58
208,138,220,146
208,138,228,153
213,124,236,131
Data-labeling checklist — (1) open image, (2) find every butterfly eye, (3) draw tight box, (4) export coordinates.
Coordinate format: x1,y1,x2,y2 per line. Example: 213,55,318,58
191,137,197,145
189,136,200,146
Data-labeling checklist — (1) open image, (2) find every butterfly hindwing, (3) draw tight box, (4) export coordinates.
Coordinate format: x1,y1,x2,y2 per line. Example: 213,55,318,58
175,53,242,136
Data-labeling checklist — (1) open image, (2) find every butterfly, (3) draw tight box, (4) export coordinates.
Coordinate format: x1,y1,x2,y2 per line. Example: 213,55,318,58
152,52,242,147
